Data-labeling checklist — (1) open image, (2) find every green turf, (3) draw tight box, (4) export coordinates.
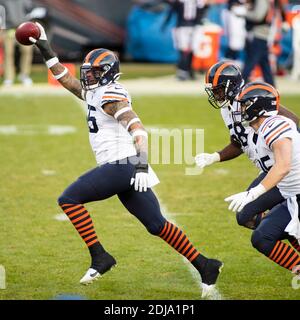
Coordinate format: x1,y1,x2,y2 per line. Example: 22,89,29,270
0,93,300,300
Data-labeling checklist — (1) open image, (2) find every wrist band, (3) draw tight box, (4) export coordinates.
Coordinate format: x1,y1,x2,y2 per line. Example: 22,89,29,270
132,129,148,138
53,67,68,80
126,118,140,131
114,107,131,119
46,57,59,69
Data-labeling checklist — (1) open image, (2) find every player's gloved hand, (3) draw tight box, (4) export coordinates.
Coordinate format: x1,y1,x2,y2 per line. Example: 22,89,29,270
195,152,220,169
29,22,56,61
130,163,149,192
224,184,266,212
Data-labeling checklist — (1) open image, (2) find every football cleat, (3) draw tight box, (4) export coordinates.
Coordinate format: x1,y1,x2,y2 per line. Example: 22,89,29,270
199,258,223,299
80,268,101,285
80,252,117,285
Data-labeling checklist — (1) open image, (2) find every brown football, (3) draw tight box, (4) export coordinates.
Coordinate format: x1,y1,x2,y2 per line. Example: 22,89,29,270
15,22,41,46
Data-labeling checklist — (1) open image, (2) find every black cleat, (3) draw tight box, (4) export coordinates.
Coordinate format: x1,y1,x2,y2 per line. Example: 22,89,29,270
80,252,117,285
199,259,223,298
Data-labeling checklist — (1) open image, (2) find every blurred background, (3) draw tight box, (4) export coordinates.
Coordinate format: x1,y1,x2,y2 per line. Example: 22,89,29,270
0,0,300,84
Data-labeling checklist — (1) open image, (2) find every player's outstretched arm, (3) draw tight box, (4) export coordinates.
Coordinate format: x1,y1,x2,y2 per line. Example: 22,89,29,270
195,137,242,168
217,137,243,161
29,23,83,100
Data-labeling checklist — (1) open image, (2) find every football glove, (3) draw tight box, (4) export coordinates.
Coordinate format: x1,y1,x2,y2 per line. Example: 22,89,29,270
195,152,220,169
130,163,149,192
224,184,266,212
29,22,56,61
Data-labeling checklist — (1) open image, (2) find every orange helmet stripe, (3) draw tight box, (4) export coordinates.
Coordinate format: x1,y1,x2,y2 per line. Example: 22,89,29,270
84,49,97,64
212,62,232,87
239,84,279,110
92,51,112,66
205,64,215,84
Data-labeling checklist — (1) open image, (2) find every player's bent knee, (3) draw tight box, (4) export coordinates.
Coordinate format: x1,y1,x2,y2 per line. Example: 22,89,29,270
236,212,247,226
57,193,81,206
251,230,274,256
146,220,165,236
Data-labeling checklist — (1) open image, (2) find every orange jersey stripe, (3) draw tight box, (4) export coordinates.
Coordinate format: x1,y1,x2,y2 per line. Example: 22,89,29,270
102,95,128,101
261,116,283,133
265,123,290,146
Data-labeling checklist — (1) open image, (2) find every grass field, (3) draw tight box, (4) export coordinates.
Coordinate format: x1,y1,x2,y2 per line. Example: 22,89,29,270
0,85,300,300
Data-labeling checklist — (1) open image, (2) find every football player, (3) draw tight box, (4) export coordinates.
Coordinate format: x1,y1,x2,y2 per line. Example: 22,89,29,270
225,82,300,274
196,61,299,230
28,23,223,297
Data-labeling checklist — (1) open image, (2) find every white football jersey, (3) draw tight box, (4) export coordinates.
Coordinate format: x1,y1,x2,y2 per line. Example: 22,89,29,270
255,115,300,198
84,82,137,165
220,101,259,168
83,81,159,187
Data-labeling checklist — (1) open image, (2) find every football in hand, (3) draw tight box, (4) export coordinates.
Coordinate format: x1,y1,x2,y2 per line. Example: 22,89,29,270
15,22,41,46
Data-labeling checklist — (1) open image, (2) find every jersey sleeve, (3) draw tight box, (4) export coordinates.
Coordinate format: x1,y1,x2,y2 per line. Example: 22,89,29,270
101,83,130,107
262,118,293,149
